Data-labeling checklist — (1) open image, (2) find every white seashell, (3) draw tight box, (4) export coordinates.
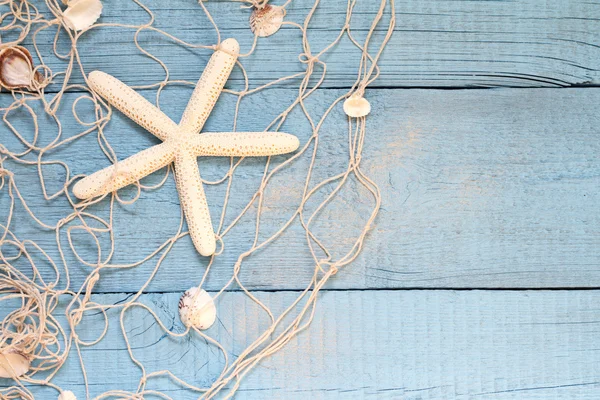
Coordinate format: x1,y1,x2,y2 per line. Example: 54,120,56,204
0,46,43,90
178,287,216,330
63,0,102,31
58,390,77,400
343,95,371,118
0,350,30,378
250,5,285,37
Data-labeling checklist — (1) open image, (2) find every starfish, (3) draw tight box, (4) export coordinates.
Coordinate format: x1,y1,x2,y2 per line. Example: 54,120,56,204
73,38,299,256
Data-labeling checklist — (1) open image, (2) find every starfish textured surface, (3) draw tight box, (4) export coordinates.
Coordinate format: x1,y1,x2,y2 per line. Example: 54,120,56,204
73,38,300,256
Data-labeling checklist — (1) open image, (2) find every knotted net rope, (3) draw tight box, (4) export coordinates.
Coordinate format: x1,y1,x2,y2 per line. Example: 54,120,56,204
0,0,395,398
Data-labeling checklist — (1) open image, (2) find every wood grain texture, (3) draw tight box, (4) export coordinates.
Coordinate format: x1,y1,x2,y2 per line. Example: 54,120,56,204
1,290,599,399
3,88,598,292
1,1,599,398
10,0,600,89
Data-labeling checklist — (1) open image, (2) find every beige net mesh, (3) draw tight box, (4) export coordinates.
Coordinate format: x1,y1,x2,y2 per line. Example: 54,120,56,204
0,0,395,398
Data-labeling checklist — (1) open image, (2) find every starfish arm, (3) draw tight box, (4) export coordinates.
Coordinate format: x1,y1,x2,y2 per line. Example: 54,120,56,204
178,38,240,134
174,154,216,256
88,71,178,141
190,132,300,157
73,142,175,199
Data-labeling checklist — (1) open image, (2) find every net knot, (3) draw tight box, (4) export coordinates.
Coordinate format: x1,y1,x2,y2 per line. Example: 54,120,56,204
89,271,100,286
352,87,366,99
0,168,13,178
83,271,101,303
298,53,318,64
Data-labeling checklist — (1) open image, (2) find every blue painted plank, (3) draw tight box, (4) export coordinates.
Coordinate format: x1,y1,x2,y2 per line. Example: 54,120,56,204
1,1,598,398
1,290,599,399
7,0,600,89
2,88,598,292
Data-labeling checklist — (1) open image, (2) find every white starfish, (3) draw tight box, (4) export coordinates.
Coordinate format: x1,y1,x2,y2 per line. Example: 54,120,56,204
73,38,299,256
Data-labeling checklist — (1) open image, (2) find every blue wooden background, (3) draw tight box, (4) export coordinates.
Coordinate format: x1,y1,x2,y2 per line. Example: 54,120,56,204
1,0,600,398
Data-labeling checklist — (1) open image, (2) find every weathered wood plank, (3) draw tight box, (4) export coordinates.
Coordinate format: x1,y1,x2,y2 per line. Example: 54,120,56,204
1,290,599,399
2,88,599,292
8,0,600,89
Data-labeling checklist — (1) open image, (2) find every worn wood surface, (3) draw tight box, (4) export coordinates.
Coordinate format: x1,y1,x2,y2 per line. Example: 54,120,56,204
2,290,600,399
3,88,598,292
8,0,600,89
1,0,599,398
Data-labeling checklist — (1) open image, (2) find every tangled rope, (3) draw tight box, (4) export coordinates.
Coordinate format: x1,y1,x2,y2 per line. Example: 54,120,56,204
0,0,395,398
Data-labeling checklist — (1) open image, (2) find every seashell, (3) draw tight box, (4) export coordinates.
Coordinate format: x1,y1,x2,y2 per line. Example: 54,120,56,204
343,95,371,118
58,390,77,400
0,46,43,90
0,350,30,378
63,0,103,31
178,287,216,330
250,5,285,37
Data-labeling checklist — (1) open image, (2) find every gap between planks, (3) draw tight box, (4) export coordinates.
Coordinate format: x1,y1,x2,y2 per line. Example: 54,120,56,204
94,287,600,296
7,84,600,95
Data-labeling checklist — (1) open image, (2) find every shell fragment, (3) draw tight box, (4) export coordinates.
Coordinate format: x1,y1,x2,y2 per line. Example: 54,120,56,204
343,95,371,118
178,287,217,330
250,5,285,37
63,0,102,31
0,46,43,90
0,351,30,378
58,390,77,400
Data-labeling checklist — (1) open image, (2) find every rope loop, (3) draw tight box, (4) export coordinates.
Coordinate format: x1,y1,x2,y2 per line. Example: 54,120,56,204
298,53,318,64
0,0,394,396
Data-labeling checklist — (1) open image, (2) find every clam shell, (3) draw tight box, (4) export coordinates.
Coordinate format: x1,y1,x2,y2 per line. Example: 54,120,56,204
178,287,216,330
63,0,102,31
58,390,77,400
0,46,43,90
250,5,285,37
0,350,30,378
343,95,371,118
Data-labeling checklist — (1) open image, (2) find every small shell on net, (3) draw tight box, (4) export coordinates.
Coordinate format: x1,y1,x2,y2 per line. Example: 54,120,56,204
178,287,217,330
0,46,43,90
58,390,77,400
250,5,285,37
0,350,30,378
343,95,371,118
63,0,103,31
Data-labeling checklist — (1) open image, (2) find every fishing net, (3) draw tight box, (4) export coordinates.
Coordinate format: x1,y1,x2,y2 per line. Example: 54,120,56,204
0,0,395,398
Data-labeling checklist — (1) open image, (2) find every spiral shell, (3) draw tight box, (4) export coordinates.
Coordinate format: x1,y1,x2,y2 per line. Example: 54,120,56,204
250,5,285,37
178,287,216,330
0,350,30,378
